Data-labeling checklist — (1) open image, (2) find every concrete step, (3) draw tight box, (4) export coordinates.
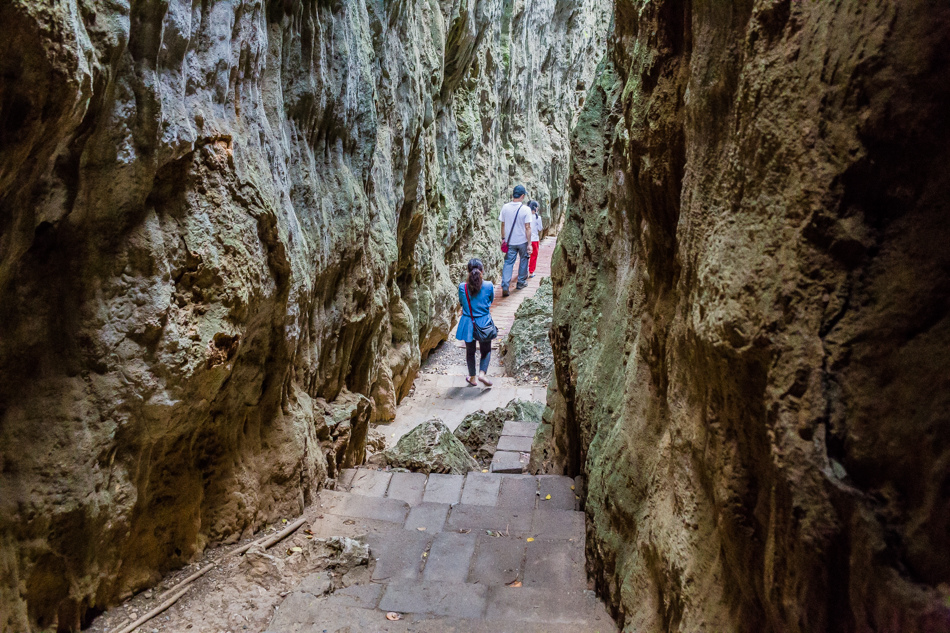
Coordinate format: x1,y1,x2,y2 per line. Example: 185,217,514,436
297,476,613,631
338,469,578,510
267,593,616,632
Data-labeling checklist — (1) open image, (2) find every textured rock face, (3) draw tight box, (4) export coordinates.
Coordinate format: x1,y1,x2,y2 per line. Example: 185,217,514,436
501,276,554,382
0,0,608,629
381,420,479,474
553,1,950,632
454,398,543,462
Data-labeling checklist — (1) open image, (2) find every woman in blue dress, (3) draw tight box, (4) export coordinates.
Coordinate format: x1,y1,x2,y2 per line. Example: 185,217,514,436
457,258,495,386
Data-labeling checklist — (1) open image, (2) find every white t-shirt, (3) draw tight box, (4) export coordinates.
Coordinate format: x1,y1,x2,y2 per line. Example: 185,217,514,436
530,213,543,242
498,201,531,246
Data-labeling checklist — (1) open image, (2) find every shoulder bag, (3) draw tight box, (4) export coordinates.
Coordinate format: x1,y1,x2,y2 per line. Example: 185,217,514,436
464,284,498,341
500,204,526,253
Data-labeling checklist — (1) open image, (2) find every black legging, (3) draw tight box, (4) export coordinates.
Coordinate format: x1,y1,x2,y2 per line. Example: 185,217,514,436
466,339,492,376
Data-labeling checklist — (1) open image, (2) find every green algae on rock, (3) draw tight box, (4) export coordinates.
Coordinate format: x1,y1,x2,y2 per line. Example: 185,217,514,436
501,276,554,383
0,0,612,628
552,1,950,631
454,399,544,463
382,420,479,475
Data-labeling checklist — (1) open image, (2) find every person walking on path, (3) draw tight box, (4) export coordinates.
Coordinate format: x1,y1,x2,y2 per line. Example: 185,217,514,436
457,259,495,387
498,185,533,297
528,200,543,278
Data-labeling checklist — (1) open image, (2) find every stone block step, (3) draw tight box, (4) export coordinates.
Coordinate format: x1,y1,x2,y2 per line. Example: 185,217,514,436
317,490,409,524
349,468,392,496
422,473,464,504
365,530,432,582
445,504,533,538
460,472,502,505
502,420,540,437
485,585,613,625
539,475,578,510
379,581,488,620
422,532,477,583
490,450,528,473
405,502,450,533
269,602,615,633
497,434,534,452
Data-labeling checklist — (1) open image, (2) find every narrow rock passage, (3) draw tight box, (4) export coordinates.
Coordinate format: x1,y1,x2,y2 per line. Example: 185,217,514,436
384,237,557,443
258,236,618,631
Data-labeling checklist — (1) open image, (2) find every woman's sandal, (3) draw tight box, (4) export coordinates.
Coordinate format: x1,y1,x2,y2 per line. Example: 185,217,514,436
478,373,493,387
466,377,478,386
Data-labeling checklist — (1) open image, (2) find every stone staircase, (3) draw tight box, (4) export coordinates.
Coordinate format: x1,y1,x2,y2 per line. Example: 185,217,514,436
266,468,616,633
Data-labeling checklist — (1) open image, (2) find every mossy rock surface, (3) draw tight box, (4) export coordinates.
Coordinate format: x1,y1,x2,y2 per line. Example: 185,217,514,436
502,277,554,383
454,399,544,462
382,420,478,474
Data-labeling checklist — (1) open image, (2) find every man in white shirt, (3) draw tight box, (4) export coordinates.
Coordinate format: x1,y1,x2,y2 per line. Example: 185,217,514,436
498,185,533,296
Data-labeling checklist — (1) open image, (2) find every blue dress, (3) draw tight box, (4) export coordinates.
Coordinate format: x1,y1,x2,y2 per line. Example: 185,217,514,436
456,281,495,343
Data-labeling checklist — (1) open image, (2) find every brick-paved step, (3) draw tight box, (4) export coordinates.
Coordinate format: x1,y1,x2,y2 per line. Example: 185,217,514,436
276,472,613,631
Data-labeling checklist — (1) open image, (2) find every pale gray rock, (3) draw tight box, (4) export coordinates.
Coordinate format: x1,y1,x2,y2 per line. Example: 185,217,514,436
0,0,610,628
381,420,479,475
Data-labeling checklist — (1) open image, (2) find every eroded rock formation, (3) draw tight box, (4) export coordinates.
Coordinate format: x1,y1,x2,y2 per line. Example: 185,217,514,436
501,275,554,382
553,1,950,631
0,0,608,629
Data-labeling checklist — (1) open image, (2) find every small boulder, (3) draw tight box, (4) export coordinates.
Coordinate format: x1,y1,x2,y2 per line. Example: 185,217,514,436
454,399,544,462
382,420,478,474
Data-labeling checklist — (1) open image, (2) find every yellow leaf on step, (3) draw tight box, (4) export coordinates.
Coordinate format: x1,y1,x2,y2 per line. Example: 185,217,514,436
545,494,551,500
570,485,575,490
482,469,489,473
526,538,535,542
422,552,428,557
417,527,426,531
290,547,302,552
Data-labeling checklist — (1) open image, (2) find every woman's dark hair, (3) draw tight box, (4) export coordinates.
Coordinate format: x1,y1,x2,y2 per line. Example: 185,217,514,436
528,200,539,212
467,258,484,296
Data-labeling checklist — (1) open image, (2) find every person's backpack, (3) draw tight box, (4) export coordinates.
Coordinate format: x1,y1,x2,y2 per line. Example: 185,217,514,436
464,284,498,341
500,204,526,253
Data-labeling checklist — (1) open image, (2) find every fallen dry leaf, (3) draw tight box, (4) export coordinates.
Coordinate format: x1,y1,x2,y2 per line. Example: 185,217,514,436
386,612,402,621
545,494,552,500
290,547,303,552
343,519,356,525
416,527,426,531
570,485,575,491
526,537,535,542
507,580,523,587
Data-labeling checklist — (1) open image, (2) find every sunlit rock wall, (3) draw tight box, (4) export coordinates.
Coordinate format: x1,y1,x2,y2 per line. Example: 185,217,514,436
0,0,608,629
552,1,950,631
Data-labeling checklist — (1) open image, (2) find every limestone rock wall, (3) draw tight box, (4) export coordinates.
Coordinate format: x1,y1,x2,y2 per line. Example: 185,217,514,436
552,1,950,631
0,0,608,629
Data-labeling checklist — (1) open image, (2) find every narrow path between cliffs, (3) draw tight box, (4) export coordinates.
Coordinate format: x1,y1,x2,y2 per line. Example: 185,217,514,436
88,236,617,633
383,235,557,445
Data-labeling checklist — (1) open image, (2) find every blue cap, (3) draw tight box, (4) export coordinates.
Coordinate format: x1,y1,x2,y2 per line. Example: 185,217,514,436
528,200,539,210
512,185,526,198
